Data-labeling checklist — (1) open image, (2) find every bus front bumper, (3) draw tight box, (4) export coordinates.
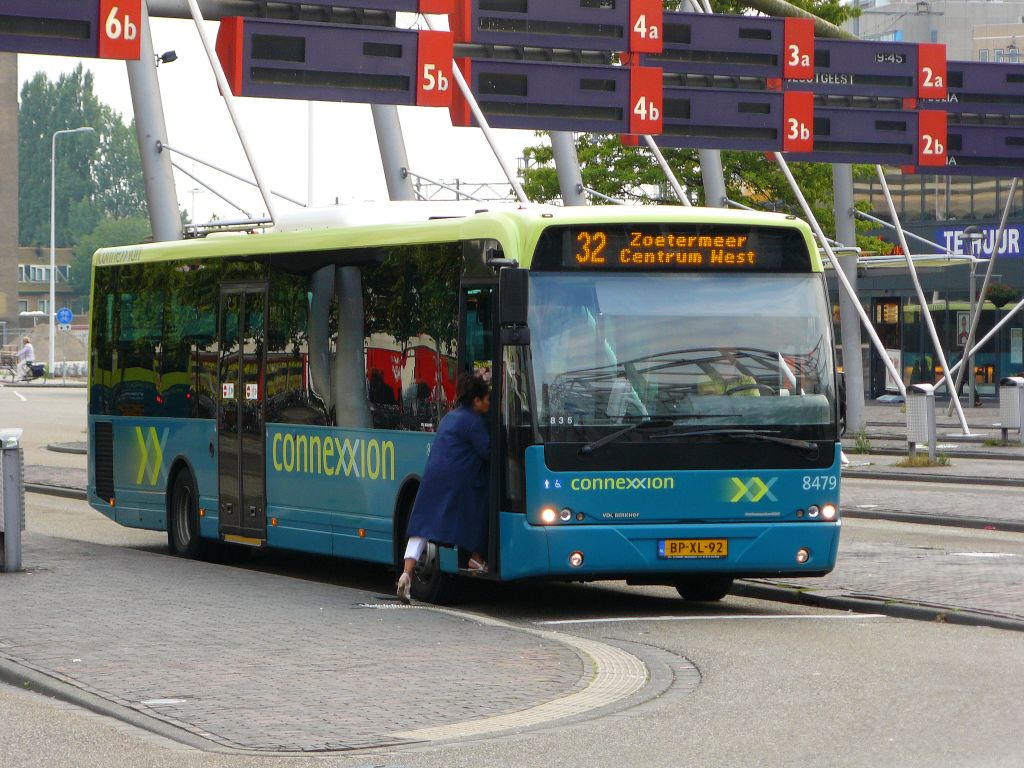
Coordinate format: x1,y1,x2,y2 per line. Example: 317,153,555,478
500,512,841,581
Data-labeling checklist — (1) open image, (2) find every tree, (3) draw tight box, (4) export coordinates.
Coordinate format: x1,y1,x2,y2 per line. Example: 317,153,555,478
520,0,888,252
18,64,147,248
70,216,151,312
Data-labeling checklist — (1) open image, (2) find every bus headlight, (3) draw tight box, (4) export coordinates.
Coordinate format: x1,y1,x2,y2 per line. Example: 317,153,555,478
796,548,810,564
569,551,584,567
807,505,820,519
559,508,573,522
540,507,557,524
821,504,838,521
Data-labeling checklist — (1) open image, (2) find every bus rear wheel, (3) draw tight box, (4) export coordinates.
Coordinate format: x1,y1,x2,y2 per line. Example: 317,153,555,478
674,575,734,602
168,471,202,558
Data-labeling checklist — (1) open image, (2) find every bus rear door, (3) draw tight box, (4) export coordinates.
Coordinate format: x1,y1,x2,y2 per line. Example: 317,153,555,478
218,284,268,545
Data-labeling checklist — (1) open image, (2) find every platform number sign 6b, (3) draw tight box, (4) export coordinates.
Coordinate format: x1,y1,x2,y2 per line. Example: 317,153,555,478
98,0,142,60
416,31,454,108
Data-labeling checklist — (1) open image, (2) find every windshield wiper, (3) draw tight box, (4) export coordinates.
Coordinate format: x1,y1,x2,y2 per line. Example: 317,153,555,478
648,428,819,455
579,419,674,456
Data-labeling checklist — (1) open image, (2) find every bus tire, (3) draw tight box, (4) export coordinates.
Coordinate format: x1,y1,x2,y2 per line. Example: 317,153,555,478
168,470,202,558
674,575,733,602
394,492,460,606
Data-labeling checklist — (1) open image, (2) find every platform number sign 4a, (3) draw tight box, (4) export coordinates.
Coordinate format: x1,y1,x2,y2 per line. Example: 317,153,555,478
98,0,142,60
629,0,663,54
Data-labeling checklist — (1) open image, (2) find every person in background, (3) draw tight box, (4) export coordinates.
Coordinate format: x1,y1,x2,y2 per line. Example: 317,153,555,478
16,336,34,380
397,373,490,602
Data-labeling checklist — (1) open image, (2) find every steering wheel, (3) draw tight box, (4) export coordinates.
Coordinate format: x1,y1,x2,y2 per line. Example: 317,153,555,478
725,382,776,396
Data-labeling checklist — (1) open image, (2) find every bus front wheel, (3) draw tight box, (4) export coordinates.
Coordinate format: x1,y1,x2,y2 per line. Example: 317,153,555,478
674,575,734,602
168,471,201,558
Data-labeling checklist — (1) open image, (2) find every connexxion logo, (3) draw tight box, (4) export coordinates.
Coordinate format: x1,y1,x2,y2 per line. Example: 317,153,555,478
569,476,675,491
134,426,168,486
728,476,778,503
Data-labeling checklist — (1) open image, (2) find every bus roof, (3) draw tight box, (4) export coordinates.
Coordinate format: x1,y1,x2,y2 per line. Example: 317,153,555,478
93,203,823,272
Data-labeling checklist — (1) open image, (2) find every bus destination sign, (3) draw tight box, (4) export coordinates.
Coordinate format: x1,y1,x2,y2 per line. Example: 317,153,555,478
532,225,812,272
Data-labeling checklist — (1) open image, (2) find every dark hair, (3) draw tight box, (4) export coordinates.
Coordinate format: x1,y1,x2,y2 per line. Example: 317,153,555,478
457,373,488,406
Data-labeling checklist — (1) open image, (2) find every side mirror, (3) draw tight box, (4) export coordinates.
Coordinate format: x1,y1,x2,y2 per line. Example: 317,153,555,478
499,268,530,345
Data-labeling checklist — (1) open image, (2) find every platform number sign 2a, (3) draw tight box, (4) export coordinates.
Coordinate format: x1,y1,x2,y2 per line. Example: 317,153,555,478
98,0,142,60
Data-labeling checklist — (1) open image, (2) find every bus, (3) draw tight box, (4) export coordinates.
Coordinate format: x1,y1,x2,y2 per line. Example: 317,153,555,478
88,203,842,603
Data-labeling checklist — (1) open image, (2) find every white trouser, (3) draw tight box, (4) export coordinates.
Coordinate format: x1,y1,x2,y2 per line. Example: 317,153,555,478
404,536,427,561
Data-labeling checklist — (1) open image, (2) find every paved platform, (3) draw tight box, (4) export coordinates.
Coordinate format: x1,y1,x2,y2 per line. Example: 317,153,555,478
0,531,590,752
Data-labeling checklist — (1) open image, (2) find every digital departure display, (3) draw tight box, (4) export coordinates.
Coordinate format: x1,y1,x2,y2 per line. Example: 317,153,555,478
532,224,813,272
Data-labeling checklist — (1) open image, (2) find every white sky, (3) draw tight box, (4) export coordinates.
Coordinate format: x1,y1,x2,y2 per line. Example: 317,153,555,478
17,15,539,225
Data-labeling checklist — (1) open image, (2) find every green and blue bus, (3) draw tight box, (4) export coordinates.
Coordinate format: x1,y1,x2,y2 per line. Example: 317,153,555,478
88,203,842,603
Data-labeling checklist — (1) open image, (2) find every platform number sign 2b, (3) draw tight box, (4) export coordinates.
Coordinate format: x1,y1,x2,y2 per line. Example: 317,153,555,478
918,110,947,166
98,0,142,60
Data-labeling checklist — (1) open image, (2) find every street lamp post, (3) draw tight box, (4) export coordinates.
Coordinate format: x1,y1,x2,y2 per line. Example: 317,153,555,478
50,126,94,377
963,226,984,406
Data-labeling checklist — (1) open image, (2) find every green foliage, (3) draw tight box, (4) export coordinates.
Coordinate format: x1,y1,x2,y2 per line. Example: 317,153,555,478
70,216,151,310
986,282,1021,309
850,428,872,454
18,64,147,248
895,453,950,467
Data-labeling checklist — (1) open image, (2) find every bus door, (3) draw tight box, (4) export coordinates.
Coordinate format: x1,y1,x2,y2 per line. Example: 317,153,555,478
218,284,268,545
459,283,498,571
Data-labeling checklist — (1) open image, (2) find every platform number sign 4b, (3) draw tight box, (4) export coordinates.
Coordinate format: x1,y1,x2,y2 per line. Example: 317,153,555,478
98,0,142,60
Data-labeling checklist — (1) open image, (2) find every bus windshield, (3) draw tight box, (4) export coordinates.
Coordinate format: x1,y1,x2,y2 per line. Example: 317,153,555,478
528,272,836,442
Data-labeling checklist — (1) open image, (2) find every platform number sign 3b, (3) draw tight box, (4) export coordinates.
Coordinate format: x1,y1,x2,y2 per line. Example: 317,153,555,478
98,0,142,60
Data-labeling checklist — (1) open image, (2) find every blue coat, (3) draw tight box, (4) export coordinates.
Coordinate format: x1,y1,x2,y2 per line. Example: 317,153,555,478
406,405,490,553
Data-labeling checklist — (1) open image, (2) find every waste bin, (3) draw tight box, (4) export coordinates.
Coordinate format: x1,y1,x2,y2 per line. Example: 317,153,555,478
999,377,1024,444
906,383,936,461
0,428,25,572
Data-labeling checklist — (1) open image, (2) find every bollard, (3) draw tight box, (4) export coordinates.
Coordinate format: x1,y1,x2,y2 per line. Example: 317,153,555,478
0,428,25,573
999,377,1024,445
906,383,937,462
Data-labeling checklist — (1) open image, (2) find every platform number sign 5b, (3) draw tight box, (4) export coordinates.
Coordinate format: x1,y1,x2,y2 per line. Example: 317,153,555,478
98,0,142,60
416,31,454,107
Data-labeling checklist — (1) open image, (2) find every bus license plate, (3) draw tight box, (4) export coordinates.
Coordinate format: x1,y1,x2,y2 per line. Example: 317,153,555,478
659,539,728,558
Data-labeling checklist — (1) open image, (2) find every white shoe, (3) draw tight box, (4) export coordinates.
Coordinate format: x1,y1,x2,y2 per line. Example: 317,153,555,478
396,573,412,604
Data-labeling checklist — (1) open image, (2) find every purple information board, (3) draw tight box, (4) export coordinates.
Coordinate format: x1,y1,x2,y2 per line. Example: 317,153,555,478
451,58,634,133
0,0,99,58
450,0,628,52
920,60,1024,116
787,38,946,100
785,107,937,166
654,88,801,152
913,124,1024,176
638,11,814,81
263,0,453,12
216,18,452,107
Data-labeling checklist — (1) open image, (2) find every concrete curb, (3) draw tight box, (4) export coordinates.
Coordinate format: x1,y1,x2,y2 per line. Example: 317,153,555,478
46,442,87,455
844,445,1024,461
842,469,1024,487
25,484,87,500
732,581,1024,633
0,656,224,752
842,507,1024,533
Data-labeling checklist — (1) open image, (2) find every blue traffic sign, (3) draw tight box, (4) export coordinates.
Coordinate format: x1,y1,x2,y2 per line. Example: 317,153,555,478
56,307,73,325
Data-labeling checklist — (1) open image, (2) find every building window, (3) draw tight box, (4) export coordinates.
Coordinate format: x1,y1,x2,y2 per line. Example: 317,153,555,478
29,265,50,283
995,48,1004,62
56,265,70,282
17,301,28,314
17,265,28,282
979,49,989,61
37,299,49,313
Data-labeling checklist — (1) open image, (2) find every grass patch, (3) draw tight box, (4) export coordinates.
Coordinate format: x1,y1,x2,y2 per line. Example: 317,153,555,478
983,439,1011,447
850,429,872,454
895,453,951,468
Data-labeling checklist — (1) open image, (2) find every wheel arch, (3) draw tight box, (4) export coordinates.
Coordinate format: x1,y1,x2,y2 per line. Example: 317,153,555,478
391,473,421,569
165,455,200,533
